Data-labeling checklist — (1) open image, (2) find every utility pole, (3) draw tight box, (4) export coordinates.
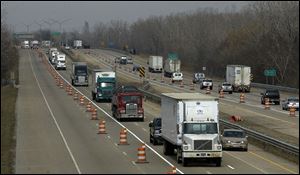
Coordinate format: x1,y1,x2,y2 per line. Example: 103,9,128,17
50,18,71,46
22,22,34,33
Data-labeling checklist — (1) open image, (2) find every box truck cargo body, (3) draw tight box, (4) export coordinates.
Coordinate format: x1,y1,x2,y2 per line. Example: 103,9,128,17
226,65,251,92
149,56,163,73
161,93,222,167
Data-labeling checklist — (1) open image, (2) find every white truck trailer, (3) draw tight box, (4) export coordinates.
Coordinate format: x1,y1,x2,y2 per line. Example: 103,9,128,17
226,65,251,92
73,40,82,49
164,59,181,78
148,56,163,73
161,93,222,167
21,40,30,49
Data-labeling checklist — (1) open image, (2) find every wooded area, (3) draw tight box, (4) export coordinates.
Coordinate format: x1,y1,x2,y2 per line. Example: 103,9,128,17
77,1,298,88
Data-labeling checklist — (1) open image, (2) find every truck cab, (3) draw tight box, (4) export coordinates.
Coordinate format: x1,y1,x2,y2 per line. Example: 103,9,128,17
120,56,127,65
71,62,89,86
111,86,144,121
54,54,66,70
92,69,116,102
149,117,163,145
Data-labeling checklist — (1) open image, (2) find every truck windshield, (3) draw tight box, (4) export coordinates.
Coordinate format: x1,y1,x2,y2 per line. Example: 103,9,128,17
183,123,218,134
122,95,141,104
75,66,87,75
98,82,114,88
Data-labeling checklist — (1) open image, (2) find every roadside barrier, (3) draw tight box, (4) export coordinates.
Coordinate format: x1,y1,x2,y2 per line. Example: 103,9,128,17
135,144,149,163
97,120,107,134
86,101,92,112
289,104,296,117
73,91,78,101
68,86,73,95
205,87,211,94
118,128,129,145
167,166,177,174
80,96,85,106
179,81,184,88
91,107,98,120
219,89,224,98
239,93,245,103
264,98,270,110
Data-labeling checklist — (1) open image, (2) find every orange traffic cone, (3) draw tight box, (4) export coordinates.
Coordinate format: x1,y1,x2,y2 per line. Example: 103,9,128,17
219,89,224,98
264,98,270,110
205,87,211,94
169,78,173,85
118,128,129,145
68,86,73,95
91,107,98,120
86,101,92,112
135,144,149,163
59,80,64,88
161,74,164,83
240,93,245,103
73,91,78,101
179,81,184,88
289,104,296,117
80,96,85,106
167,166,177,174
190,82,195,90
97,120,107,134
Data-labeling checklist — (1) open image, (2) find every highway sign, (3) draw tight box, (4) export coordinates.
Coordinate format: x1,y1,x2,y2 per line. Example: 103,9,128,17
167,52,178,60
51,32,61,36
139,66,145,78
264,69,276,77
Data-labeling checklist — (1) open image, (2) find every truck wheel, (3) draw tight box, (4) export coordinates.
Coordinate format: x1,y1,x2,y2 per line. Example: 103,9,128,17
182,158,188,167
153,138,157,145
229,91,232,94
215,158,222,167
150,134,153,144
163,141,172,155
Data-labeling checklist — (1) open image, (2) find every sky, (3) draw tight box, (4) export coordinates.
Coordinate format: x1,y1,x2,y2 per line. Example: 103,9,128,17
2,1,250,33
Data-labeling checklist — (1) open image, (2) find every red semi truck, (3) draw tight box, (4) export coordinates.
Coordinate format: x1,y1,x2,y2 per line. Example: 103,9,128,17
111,86,144,121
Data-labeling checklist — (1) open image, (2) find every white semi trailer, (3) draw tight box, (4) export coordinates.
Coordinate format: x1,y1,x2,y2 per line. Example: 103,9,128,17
161,93,222,167
226,65,251,92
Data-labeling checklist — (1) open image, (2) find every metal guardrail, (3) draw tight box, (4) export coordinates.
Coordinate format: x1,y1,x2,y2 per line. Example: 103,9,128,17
139,89,299,157
101,48,299,94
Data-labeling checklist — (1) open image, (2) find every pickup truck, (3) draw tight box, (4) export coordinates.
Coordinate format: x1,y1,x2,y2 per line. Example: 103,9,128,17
200,79,213,90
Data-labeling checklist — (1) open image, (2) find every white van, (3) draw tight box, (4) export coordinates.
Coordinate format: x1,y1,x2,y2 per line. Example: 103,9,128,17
171,72,183,83
54,54,66,70
51,51,59,64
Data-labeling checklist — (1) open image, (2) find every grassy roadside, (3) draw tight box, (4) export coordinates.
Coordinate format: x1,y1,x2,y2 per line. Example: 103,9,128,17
1,86,18,174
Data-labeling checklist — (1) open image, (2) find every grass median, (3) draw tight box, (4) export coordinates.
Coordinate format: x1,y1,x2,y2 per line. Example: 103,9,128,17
1,86,18,174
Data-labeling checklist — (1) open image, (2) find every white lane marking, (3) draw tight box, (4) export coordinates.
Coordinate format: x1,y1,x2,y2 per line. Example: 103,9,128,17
227,165,235,170
107,135,111,139
48,54,184,174
206,171,212,174
224,152,267,174
132,161,136,166
122,152,127,156
28,51,81,174
142,128,147,132
134,122,138,126
114,143,118,147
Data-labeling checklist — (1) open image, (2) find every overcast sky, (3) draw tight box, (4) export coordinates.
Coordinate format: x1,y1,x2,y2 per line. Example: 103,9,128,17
2,1,249,33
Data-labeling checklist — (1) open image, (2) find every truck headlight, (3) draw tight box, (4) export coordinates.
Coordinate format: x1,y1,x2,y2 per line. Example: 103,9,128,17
98,94,102,96
227,140,231,143
217,146,222,150
154,130,160,134
183,145,189,150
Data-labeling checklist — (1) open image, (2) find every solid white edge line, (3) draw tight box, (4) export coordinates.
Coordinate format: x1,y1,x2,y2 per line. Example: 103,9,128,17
28,51,82,174
227,165,235,169
43,50,184,174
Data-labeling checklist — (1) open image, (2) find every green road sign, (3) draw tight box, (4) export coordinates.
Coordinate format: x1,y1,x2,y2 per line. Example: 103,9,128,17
51,32,61,36
167,52,178,60
264,69,276,77
139,67,145,78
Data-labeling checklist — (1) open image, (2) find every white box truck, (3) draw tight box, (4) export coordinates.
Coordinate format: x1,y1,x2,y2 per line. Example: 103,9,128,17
148,56,163,73
164,59,181,78
21,40,30,49
73,40,82,49
226,65,251,92
54,54,66,70
161,93,222,167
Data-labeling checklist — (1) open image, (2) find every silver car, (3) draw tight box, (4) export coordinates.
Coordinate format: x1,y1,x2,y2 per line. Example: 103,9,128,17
221,129,248,151
218,82,233,94
282,97,299,111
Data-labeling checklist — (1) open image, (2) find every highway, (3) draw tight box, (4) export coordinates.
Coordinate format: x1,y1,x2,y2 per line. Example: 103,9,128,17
15,48,298,173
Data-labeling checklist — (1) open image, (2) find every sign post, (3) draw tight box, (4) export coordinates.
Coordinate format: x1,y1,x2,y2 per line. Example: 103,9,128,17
264,68,276,85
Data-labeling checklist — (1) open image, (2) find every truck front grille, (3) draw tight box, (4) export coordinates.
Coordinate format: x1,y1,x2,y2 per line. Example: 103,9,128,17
78,76,85,83
126,103,137,115
194,140,212,150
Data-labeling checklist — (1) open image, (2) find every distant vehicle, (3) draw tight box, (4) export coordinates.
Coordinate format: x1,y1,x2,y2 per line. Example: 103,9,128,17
200,79,213,90
42,40,51,48
282,97,299,111
73,40,82,49
71,62,88,86
115,57,120,64
148,56,163,73
218,82,233,94
30,40,39,49
126,56,133,64
120,56,127,65
221,129,248,151
164,53,181,77
111,85,144,121
193,73,205,84
171,72,183,83
48,48,58,62
65,45,70,50
261,89,280,105
132,64,141,72
54,54,66,70
91,69,116,102
51,51,59,64
21,40,30,49
160,93,222,167
149,117,162,145
226,65,251,92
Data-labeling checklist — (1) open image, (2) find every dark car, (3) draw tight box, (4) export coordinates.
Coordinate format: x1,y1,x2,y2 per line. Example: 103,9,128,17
221,129,248,151
200,79,213,90
149,117,162,145
261,89,280,105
